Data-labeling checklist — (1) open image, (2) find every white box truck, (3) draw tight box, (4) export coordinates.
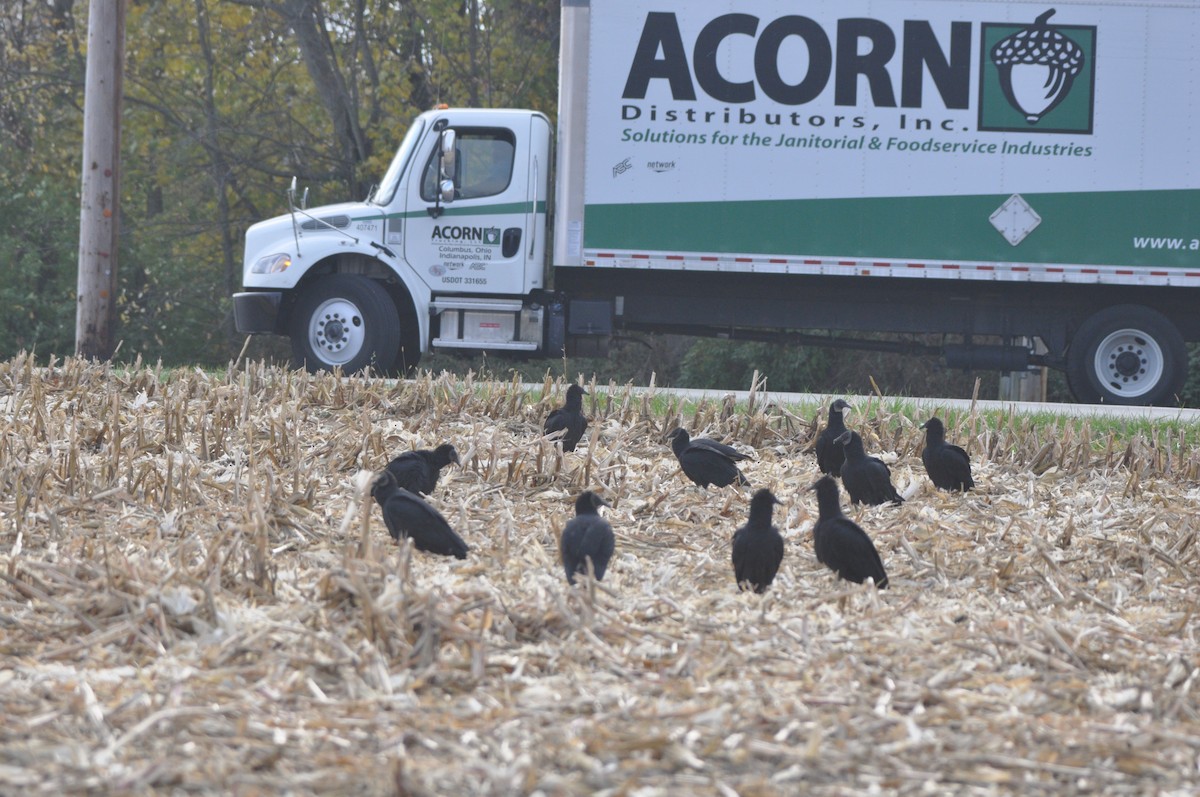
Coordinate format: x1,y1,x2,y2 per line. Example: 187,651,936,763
233,0,1200,406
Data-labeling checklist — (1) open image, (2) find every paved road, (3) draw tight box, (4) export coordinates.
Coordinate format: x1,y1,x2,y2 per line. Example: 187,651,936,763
589,385,1200,422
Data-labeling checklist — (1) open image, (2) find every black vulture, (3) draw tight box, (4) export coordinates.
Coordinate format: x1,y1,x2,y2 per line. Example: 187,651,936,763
811,476,889,588
731,488,785,594
544,383,589,452
384,443,459,496
814,399,852,476
836,430,904,506
667,427,752,488
370,470,469,559
921,417,975,492
560,490,615,584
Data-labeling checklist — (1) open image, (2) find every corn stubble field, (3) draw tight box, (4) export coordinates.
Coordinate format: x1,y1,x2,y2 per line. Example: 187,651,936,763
2,355,1199,796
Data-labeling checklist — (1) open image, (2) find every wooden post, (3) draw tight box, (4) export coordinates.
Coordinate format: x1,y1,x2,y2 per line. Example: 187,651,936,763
76,0,127,360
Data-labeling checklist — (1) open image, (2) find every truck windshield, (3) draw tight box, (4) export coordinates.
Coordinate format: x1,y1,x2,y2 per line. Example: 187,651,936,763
371,117,425,206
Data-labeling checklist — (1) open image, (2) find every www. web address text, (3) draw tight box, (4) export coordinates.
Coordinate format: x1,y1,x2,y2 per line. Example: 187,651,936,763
1133,236,1200,251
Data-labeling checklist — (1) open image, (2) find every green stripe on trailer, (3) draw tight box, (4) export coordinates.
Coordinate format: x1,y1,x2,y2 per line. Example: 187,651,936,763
583,190,1200,269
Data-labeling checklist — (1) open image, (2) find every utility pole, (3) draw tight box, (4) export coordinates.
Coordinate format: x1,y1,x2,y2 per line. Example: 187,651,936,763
76,0,127,360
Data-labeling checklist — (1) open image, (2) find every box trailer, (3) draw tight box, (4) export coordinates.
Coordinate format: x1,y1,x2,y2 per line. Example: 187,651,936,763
233,0,1200,406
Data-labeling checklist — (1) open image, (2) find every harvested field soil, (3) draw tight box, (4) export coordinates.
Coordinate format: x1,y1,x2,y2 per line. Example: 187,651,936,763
2,356,1199,795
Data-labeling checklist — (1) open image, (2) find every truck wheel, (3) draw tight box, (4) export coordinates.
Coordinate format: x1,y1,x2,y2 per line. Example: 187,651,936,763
289,275,400,374
388,290,423,374
1065,305,1185,406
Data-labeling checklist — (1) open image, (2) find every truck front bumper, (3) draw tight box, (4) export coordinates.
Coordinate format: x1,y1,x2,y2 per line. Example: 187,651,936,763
233,291,283,334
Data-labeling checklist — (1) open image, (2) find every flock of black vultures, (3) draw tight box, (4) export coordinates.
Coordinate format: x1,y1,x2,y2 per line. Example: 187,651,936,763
370,387,975,593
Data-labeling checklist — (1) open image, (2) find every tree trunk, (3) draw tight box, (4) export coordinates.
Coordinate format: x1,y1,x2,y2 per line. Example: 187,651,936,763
284,0,369,193
193,0,238,301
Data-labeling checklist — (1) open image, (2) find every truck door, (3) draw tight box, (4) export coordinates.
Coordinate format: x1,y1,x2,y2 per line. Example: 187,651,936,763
405,116,547,296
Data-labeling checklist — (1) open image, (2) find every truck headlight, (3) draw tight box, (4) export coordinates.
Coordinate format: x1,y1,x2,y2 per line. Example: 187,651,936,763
251,253,292,274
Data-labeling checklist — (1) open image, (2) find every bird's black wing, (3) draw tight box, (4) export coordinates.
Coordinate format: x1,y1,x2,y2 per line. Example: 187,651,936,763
920,445,936,475
544,408,569,437
579,521,614,580
868,458,904,504
870,455,893,476
562,412,588,451
839,461,873,504
837,524,888,588
733,526,784,593
560,524,581,583
546,408,587,451
816,517,888,588
561,516,614,583
948,444,976,489
691,437,752,461
762,533,785,591
681,448,748,488
815,429,844,476
731,527,754,589
928,443,974,490
386,453,435,495
812,517,835,567
946,443,973,478
383,490,469,558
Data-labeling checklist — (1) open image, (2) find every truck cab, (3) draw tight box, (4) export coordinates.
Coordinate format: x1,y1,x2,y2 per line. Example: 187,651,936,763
233,108,552,373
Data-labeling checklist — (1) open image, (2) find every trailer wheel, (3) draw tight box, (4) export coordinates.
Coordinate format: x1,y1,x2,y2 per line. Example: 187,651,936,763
289,275,400,374
1065,305,1185,406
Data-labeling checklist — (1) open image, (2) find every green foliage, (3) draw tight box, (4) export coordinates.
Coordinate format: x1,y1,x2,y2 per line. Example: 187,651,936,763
0,172,237,363
0,175,79,357
680,339,831,393
420,335,690,387
1179,344,1200,407
111,229,237,366
821,347,1001,399
676,338,1001,398
418,334,1009,401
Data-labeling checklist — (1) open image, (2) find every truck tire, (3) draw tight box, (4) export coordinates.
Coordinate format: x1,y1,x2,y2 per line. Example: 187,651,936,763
387,288,423,374
1065,305,1186,406
289,275,400,374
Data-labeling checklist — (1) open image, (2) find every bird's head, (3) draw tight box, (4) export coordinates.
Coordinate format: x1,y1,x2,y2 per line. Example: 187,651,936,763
834,430,853,446
559,382,588,412
371,469,397,497
810,474,839,500
666,427,689,443
435,443,461,467
920,417,944,433
575,490,610,514
751,488,782,509
831,398,852,414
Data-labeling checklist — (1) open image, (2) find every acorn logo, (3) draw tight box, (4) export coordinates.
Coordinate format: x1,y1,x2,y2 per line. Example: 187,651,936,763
978,9,1096,135
991,10,1084,124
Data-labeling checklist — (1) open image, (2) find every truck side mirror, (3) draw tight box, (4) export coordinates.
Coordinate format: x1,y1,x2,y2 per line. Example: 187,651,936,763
287,176,308,210
428,128,457,218
440,130,457,180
